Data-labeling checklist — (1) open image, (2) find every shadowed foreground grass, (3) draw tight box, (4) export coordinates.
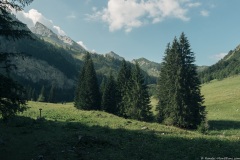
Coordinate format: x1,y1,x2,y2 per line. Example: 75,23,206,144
0,101,240,160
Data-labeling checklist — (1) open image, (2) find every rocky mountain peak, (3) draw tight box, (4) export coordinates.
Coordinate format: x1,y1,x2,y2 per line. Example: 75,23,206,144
132,58,150,65
30,22,86,52
58,35,73,45
31,22,54,37
132,58,161,77
105,51,124,61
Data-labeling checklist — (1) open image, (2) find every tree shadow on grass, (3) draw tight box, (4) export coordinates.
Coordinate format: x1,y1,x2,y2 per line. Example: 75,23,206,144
208,120,240,130
0,116,240,160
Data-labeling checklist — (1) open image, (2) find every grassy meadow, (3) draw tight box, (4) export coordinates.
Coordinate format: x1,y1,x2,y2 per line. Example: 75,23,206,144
201,76,240,136
0,76,240,159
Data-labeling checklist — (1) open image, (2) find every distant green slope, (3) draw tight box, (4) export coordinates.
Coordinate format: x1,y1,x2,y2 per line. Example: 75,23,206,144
201,75,240,136
199,44,240,83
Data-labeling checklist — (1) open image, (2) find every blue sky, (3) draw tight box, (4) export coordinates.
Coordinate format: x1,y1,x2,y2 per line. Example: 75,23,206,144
15,0,240,66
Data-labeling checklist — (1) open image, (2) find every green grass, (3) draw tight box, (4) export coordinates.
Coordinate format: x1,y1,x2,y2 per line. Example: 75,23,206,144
1,76,240,159
201,76,240,136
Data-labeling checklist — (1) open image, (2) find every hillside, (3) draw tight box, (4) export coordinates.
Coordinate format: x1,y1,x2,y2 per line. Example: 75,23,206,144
0,76,240,159
199,44,240,83
201,75,240,136
0,20,157,101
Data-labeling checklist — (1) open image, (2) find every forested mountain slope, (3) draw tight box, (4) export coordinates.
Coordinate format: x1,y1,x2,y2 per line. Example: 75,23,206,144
199,44,240,83
0,17,157,101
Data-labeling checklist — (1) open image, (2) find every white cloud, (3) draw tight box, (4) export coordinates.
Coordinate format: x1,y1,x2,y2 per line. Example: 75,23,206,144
14,9,66,35
210,53,227,61
77,41,88,50
53,26,66,35
87,0,199,32
200,10,209,17
187,2,201,8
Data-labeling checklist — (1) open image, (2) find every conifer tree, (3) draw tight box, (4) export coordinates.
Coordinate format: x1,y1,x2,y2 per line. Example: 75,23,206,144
37,85,45,102
48,84,55,103
123,63,153,121
116,59,131,116
74,53,101,110
101,73,118,114
157,33,206,129
178,33,206,128
100,77,106,96
0,0,33,120
31,88,36,101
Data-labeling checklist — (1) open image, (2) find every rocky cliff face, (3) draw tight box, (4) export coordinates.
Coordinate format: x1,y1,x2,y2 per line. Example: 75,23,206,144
31,22,86,53
31,22,54,37
132,58,160,77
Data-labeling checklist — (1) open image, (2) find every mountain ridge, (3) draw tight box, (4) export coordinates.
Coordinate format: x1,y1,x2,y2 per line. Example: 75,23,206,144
31,22,86,53
199,44,240,83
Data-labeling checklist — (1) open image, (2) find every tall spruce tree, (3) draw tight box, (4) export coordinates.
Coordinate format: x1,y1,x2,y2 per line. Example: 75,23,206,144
48,84,55,103
157,33,206,129
123,63,153,121
0,0,33,120
37,85,45,102
100,77,106,97
74,53,101,110
101,73,118,114
116,59,131,116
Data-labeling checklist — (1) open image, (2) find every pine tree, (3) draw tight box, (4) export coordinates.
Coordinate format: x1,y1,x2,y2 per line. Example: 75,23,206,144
0,0,33,120
123,63,153,121
116,59,131,116
100,77,106,97
101,73,118,114
156,33,206,129
178,33,206,128
26,86,32,101
48,84,55,103
31,88,36,101
37,85,45,102
74,53,101,110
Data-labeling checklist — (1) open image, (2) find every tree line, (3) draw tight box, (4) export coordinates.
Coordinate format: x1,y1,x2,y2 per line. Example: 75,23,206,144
74,32,207,130
74,53,153,122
